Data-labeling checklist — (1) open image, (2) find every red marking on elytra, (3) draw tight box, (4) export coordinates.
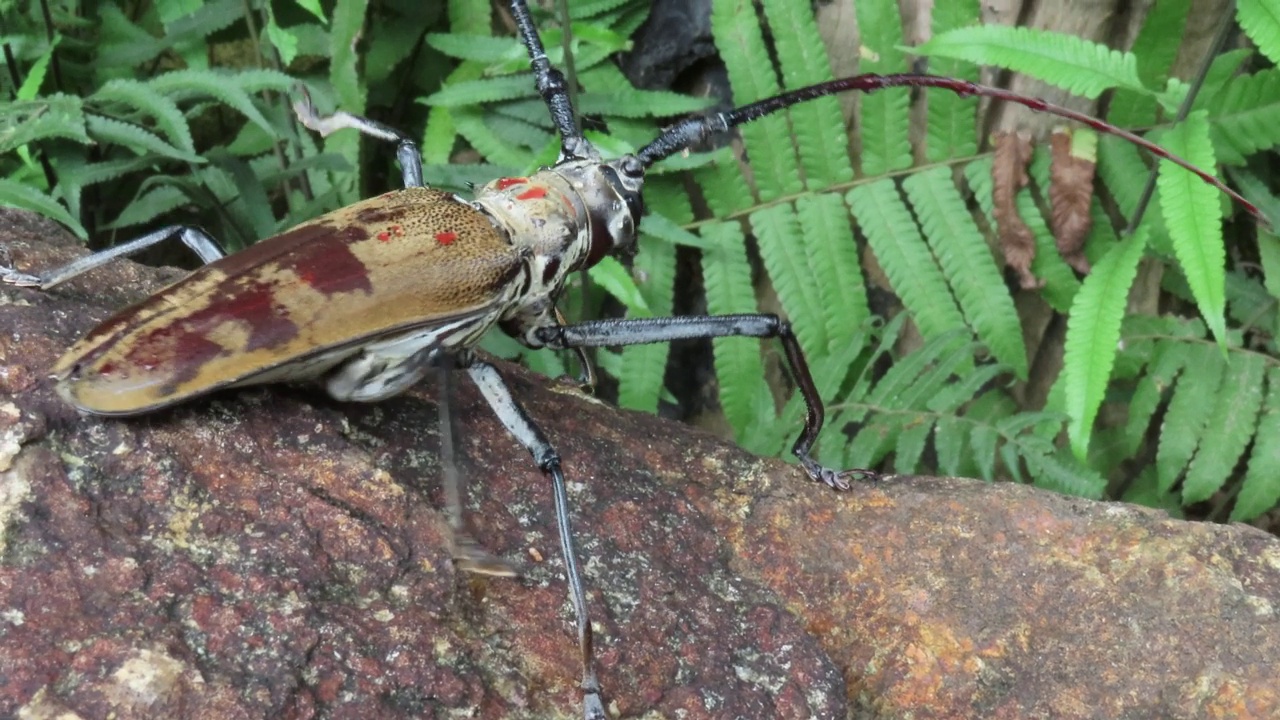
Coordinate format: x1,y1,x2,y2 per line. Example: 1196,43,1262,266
377,231,391,241
516,187,547,201
496,177,527,190
435,231,458,246
377,224,405,243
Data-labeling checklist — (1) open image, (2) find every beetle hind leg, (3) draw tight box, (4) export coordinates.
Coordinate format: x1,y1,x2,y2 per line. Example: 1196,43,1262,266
2,225,224,291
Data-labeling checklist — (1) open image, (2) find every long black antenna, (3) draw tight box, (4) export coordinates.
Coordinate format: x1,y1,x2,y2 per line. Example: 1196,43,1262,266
637,72,1264,224
508,0,592,161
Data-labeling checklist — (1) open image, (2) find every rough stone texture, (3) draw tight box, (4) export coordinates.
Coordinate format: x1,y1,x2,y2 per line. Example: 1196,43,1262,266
2,209,1279,719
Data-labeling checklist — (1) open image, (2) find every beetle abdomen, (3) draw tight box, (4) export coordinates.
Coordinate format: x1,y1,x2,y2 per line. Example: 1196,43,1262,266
55,188,526,415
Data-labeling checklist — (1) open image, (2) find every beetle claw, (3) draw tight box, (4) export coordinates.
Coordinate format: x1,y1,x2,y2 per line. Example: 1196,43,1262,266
803,461,879,490
1,268,42,288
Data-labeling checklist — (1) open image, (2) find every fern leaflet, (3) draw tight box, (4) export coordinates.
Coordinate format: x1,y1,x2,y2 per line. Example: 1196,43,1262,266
916,25,1146,98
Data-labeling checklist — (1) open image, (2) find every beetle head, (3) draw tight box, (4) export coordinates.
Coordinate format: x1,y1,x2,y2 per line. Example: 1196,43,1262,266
576,155,645,268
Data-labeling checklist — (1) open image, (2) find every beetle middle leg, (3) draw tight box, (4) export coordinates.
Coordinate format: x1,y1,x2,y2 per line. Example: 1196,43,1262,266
459,350,606,720
534,314,880,489
292,88,424,189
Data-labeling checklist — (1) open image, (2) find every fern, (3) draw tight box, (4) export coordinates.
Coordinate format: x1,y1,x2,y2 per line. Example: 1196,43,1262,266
1063,229,1149,458
1237,0,1280,66
916,25,1146,98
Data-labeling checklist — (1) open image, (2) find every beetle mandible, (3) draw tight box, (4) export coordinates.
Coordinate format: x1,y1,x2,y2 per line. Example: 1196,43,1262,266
0,0,1266,716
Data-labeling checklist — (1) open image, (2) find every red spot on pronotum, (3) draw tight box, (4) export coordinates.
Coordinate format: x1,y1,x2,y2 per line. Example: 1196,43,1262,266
435,231,458,246
377,231,391,241
496,177,527,190
516,187,547,201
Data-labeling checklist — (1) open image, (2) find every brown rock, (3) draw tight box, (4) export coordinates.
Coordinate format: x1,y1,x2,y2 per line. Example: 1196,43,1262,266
2,208,1279,719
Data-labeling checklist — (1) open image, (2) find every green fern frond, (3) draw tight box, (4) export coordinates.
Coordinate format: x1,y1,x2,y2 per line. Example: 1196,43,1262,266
1107,0,1190,126
104,184,192,230
915,25,1147,98
751,203,829,359
616,238,675,413
425,75,539,106
924,0,981,162
427,33,525,63
1237,0,1280,65
1064,229,1149,458
855,0,911,175
847,179,966,338
758,0,852,188
1156,343,1225,493
1233,367,1280,521
1023,449,1107,498
710,0,800,200
701,221,769,439
1182,352,1266,504
1156,111,1227,343
933,416,966,475
794,194,870,353
0,179,87,238
146,70,274,133
1201,69,1280,165
85,114,203,164
1121,338,1189,457
969,421,999,480
0,96,89,155
902,166,1027,378
893,417,935,471
92,79,194,155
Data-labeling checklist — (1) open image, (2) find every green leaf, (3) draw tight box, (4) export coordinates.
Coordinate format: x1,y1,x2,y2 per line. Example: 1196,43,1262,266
147,70,274,133
1064,229,1149,458
1156,111,1226,344
915,25,1146,99
759,0,852,187
795,194,870,353
710,0,800,200
701,221,770,440
1156,343,1224,494
0,96,89,154
588,257,651,314
0,179,87,239
751,203,828,359
85,114,204,164
1182,352,1266,504
848,179,966,339
902,167,1026,378
425,75,540,106
1238,0,1280,66
17,35,58,100
1201,69,1280,165
1232,367,1280,521
93,79,195,154
856,0,911,175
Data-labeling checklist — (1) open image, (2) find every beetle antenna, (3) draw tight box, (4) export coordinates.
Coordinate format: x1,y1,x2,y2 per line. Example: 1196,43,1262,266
509,0,593,162
636,72,1264,224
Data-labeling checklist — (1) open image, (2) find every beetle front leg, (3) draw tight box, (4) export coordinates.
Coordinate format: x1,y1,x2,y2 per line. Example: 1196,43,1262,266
1,225,224,290
293,88,424,188
459,353,606,720
535,315,879,490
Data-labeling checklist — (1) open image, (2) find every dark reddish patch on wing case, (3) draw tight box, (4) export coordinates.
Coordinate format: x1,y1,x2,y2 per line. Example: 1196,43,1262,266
280,224,374,296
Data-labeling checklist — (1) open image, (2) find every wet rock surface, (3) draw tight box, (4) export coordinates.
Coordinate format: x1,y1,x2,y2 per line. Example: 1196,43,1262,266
2,209,1278,719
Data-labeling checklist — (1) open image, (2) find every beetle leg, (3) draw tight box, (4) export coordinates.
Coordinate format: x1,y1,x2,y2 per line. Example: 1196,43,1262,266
535,315,881,490
435,354,520,577
292,87,424,188
460,353,606,720
1,225,224,290
556,306,596,393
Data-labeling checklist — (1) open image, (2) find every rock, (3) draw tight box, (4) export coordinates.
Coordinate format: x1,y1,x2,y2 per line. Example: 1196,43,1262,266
2,208,1278,719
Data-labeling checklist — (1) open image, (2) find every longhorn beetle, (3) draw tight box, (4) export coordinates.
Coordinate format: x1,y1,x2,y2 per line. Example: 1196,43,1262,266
1,1,1266,716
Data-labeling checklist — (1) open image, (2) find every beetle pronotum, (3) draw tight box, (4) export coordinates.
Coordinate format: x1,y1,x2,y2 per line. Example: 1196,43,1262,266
1,1,1264,716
